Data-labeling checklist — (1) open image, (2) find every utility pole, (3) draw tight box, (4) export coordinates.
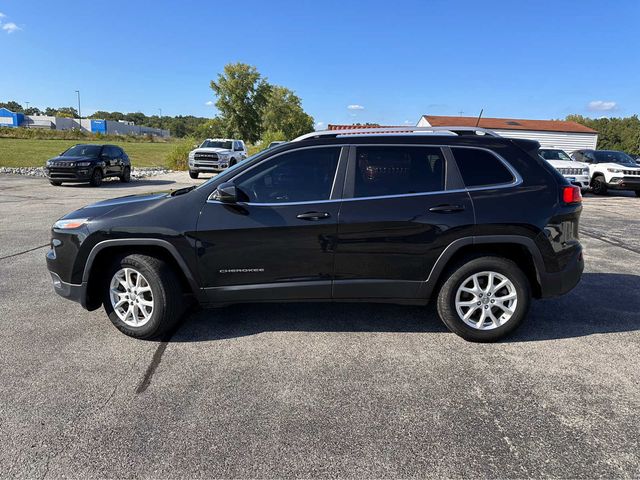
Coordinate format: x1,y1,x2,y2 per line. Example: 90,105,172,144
75,90,81,130
158,108,162,130
25,101,30,111
458,110,464,116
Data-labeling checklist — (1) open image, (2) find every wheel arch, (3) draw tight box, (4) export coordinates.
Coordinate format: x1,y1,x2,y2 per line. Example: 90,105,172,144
422,236,544,300
82,239,199,310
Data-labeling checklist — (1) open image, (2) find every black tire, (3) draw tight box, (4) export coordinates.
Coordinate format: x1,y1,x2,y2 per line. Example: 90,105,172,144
229,159,237,167
189,170,199,179
436,256,531,342
102,254,184,339
49,180,62,186
592,175,607,195
89,168,103,187
120,166,131,183
635,190,640,197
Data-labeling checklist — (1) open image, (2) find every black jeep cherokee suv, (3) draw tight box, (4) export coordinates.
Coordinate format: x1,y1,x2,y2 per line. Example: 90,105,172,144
46,127,584,342
45,144,131,187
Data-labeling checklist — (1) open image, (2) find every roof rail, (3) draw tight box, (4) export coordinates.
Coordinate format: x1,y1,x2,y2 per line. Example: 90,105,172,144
292,126,501,142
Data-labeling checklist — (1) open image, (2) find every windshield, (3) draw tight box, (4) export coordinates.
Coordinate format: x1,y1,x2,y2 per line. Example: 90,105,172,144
593,151,637,166
539,149,571,161
201,140,233,149
62,145,102,157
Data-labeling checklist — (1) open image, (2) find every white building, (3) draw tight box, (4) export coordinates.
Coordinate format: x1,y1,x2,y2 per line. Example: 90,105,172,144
417,115,598,154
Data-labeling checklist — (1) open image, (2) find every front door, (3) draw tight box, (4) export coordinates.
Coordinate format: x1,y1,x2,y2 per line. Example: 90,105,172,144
333,144,475,300
196,146,347,303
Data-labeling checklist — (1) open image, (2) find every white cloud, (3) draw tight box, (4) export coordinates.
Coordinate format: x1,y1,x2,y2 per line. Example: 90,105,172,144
204,100,214,106
588,100,617,112
315,121,324,127
347,104,364,110
2,22,21,34
0,12,6,19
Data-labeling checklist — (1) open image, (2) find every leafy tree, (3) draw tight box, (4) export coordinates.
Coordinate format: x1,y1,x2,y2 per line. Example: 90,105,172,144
261,86,314,140
567,114,640,156
194,117,226,140
0,101,23,112
210,63,271,143
55,107,79,118
259,129,287,150
24,107,42,115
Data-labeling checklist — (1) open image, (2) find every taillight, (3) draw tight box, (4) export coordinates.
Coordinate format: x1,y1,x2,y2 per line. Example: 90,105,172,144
562,185,582,204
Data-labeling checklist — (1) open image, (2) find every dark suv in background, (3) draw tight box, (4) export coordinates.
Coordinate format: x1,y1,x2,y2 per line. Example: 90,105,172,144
45,144,131,187
46,127,584,342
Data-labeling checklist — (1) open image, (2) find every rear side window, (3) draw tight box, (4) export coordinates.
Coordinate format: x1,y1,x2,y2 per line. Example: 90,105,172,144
354,146,445,198
452,148,515,187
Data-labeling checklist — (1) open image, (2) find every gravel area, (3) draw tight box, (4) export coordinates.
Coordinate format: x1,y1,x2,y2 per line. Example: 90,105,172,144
0,166,175,178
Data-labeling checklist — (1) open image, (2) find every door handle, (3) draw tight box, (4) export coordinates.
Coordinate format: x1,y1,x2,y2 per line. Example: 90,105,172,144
428,204,465,213
296,211,331,221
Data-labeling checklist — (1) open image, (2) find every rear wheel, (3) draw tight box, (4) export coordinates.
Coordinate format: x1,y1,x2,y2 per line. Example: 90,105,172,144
120,166,131,183
436,256,531,342
49,180,62,186
102,254,183,339
592,175,607,195
635,190,640,197
89,168,103,187
189,170,199,179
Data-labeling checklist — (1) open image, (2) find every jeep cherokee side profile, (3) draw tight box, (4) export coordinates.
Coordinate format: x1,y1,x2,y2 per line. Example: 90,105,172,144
46,127,584,342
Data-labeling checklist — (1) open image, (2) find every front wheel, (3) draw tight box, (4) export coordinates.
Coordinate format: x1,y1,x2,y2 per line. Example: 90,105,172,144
102,254,184,339
635,190,640,197
592,175,607,195
120,166,131,183
49,180,62,186
189,170,199,179
436,256,531,342
89,168,103,187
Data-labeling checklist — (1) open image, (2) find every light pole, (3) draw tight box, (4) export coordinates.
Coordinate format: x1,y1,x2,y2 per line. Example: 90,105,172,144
75,90,81,130
158,108,162,130
25,101,30,111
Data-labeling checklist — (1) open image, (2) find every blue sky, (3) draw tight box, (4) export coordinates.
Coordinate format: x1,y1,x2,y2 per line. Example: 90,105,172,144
1,0,638,127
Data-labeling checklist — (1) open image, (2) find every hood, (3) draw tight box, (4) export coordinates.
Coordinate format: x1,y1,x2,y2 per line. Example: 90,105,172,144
192,147,232,154
593,162,640,171
545,159,588,169
60,191,171,223
48,155,98,163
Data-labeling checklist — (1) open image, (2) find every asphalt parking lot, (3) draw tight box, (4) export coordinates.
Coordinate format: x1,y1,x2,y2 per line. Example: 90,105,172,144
1,173,638,478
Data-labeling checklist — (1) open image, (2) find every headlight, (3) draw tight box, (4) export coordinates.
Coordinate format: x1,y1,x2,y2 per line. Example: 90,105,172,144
76,161,92,167
53,218,89,230
46,160,53,166
582,169,589,175
607,168,623,173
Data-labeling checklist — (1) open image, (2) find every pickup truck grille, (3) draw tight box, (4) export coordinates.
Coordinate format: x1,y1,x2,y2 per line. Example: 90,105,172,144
194,152,218,161
557,168,583,175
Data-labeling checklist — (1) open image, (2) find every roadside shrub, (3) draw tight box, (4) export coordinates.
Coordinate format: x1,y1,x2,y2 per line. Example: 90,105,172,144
166,137,196,170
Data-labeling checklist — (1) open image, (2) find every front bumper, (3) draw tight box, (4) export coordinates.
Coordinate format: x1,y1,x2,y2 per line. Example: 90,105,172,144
606,177,640,190
45,167,93,182
562,174,590,190
189,160,229,172
538,245,584,298
49,270,89,309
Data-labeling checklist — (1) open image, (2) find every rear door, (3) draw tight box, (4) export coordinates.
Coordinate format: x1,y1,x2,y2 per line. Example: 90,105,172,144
333,144,474,300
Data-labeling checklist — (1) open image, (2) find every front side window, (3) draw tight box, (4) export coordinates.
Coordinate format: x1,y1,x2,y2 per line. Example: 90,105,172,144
235,147,341,203
452,148,515,187
353,146,445,198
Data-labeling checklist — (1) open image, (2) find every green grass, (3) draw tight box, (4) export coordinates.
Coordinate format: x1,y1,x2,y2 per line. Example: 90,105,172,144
0,138,175,168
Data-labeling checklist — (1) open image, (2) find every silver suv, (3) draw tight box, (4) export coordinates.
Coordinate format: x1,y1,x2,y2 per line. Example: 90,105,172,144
188,139,247,179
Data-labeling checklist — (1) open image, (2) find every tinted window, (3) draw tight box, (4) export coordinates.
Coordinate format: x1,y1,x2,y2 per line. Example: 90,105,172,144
354,146,445,198
452,148,514,187
593,150,637,166
62,145,102,157
235,147,341,203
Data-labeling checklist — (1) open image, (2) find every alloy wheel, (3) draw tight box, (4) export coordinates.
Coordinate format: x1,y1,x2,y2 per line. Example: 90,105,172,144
109,268,154,327
454,271,518,330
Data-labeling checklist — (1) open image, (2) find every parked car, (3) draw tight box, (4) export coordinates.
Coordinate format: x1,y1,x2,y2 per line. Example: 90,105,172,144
188,139,247,179
45,144,131,187
571,149,640,196
268,141,287,149
538,148,590,190
47,127,584,342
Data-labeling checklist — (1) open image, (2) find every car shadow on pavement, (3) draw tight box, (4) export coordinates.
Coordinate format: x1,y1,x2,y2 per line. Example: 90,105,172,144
171,273,640,343
60,179,176,188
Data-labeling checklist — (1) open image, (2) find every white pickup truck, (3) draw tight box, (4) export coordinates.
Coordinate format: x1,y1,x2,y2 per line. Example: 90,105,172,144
538,148,590,191
188,139,247,179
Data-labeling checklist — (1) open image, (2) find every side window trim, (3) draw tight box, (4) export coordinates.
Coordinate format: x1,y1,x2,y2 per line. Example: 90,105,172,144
208,145,349,206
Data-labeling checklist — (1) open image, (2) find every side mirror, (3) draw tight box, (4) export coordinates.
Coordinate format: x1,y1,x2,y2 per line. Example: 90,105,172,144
211,181,238,203
193,144,199,149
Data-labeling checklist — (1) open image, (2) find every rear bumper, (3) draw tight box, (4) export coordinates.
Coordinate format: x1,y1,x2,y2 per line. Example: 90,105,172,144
538,245,584,298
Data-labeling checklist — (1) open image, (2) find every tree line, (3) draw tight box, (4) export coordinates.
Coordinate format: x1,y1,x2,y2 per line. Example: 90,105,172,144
567,115,640,156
